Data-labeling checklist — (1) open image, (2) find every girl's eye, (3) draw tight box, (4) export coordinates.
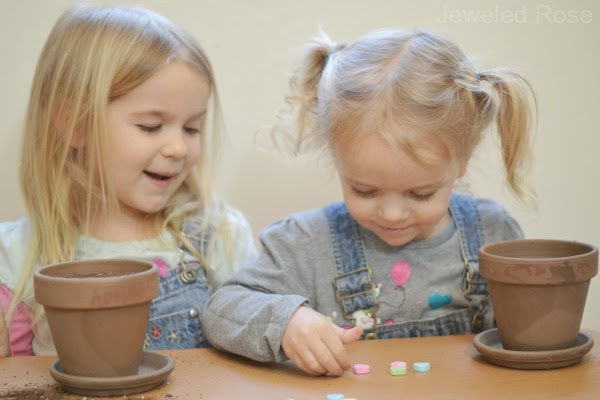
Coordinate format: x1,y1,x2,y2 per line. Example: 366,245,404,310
352,187,377,198
136,124,161,132
184,127,200,134
411,191,435,201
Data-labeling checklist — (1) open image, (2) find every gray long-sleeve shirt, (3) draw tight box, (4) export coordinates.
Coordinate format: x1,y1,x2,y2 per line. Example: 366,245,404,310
202,196,522,362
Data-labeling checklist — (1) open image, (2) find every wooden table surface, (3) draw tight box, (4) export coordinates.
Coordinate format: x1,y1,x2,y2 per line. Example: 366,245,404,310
1,331,598,400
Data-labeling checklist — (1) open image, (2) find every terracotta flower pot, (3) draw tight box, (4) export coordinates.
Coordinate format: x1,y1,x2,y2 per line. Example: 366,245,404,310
34,259,159,377
479,239,598,351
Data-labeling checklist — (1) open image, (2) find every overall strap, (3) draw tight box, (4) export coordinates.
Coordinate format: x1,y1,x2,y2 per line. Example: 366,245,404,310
179,218,213,256
448,192,488,332
173,218,214,286
324,203,378,320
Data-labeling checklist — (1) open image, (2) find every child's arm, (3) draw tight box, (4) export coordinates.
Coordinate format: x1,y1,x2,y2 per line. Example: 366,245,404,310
0,219,35,356
0,307,9,357
203,212,361,375
204,279,361,376
0,285,34,356
202,258,310,362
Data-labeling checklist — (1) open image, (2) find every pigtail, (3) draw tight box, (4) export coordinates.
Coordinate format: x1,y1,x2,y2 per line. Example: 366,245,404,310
273,32,343,153
480,69,537,204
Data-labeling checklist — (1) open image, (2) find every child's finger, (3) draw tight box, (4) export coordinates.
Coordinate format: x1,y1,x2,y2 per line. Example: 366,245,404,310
337,325,363,344
321,329,350,372
286,349,310,374
309,338,345,376
296,346,327,375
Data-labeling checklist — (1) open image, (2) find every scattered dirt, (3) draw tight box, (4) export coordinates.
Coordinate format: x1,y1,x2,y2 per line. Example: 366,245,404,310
0,383,67,399
0,384,179,400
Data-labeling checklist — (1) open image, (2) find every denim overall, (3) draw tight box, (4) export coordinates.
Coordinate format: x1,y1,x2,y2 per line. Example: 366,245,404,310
325,192,490,339
144,220,213,350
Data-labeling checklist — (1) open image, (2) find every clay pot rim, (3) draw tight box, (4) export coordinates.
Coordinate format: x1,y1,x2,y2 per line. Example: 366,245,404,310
34,258,156,283
34,259,159,309
479,239,598,263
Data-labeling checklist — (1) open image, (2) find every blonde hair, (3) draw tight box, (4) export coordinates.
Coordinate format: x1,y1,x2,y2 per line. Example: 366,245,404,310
8,5,229,339
276,29,536,199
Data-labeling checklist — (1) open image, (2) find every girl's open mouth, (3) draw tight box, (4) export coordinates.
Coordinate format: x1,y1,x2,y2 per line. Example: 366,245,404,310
144,171,171,181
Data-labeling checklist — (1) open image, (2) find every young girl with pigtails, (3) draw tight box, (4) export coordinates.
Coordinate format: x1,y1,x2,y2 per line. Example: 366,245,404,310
203,29,536,376
0,5,257,356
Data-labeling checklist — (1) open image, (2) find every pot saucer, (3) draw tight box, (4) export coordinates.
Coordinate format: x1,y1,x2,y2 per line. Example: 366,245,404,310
473,328,594,370
50,351,174,396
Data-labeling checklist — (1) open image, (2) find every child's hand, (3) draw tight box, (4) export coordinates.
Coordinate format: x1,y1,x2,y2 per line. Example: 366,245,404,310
281,306,362,376
0,308,10,357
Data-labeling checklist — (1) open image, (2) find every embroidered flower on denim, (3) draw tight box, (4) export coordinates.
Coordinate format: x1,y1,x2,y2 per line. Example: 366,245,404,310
150,326,162,339
167,330,179,342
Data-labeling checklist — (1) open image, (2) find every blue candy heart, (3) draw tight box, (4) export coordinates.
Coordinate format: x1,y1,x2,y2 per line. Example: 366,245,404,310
428,292,452,310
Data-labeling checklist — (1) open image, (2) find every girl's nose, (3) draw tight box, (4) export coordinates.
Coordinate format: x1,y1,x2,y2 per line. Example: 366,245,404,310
161,130,188,159
377,197,409,223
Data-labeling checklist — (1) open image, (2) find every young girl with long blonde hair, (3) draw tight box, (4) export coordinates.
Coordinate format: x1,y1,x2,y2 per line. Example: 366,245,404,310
0,4,257,356
203,29,536,376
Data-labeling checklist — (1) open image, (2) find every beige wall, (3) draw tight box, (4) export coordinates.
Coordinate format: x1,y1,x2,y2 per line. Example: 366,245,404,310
1,0,598,330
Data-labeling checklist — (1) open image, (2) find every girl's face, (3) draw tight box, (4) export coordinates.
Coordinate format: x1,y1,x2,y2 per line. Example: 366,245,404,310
335,132,463,247
104,60,209,225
